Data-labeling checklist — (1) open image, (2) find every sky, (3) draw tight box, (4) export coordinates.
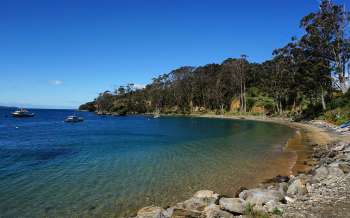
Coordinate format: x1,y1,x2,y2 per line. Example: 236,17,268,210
0,0,347,109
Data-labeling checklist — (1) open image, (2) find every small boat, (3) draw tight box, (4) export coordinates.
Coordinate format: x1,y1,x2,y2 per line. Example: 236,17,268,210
11,108,35,117
64,115,84,123
153,107,160,118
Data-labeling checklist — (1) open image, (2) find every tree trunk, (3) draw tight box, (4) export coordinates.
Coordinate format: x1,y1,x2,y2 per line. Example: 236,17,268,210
220,104,224,114
243,82,246,113
321,87,326,110
339,76,349,94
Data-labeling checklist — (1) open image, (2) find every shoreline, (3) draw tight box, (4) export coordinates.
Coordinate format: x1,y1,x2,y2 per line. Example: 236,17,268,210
132,114,349,218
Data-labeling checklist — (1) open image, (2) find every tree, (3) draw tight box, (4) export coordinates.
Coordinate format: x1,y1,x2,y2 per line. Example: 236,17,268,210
300,0,350,93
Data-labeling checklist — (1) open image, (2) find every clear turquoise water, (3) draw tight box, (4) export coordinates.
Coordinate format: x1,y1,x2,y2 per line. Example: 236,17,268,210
0,108,294,217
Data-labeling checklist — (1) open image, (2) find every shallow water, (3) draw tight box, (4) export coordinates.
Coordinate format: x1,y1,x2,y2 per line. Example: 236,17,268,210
0,108,295,217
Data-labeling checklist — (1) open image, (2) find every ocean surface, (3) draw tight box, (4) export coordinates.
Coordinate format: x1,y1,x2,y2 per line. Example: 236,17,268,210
0,108,295,217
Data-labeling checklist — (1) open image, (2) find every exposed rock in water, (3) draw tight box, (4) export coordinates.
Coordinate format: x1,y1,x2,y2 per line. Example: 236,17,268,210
137,206,169,218
193,190,219,200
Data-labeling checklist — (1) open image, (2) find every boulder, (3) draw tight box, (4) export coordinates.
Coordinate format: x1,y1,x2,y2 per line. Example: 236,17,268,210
175,191,218,212
312,166,329,182
287,179,307,196
137,206,169,218
219,197,245,214
203,205,233,218
170,208,201,218
175,197,217,211
239,188,285,206
193,190,219,200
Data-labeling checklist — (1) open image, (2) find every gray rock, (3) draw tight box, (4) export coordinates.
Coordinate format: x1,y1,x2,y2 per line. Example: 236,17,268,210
313,166,329,182
137,206,169,218
175,190,219,212
193,190,219,200
203,205,233,218
176,197,215,212
239,188,285,206
170,208,201,218
219,197,245,214
287,179,307,196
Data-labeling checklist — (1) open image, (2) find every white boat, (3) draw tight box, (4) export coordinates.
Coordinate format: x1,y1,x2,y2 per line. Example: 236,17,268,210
64,115,84,123
11,108,35,117
153,108,160,118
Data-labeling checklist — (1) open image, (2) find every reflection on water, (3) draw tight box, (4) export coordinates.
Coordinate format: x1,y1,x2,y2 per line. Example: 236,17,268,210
0,109,295,217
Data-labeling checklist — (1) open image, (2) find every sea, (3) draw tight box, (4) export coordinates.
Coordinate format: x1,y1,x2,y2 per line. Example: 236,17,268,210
0,108,296,217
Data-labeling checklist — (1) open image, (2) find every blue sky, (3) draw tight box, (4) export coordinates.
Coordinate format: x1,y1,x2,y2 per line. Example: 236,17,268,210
0,0,346,109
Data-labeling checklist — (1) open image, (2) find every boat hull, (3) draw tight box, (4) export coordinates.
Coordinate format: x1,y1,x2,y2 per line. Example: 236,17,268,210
11,113,35,118
64,117,84,123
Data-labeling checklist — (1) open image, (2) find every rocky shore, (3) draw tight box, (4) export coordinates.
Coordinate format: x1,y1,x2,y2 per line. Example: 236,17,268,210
131,121,350,218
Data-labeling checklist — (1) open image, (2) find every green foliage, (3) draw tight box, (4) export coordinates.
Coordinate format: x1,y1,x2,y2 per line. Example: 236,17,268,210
300,103,324,120
246,96,276,113
328,91,350,109
319,90,350,124
322,108,350,125
78,101,96,112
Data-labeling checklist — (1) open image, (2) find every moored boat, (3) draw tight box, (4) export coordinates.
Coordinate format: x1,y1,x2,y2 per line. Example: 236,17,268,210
11,108,35,117
64,115,84,123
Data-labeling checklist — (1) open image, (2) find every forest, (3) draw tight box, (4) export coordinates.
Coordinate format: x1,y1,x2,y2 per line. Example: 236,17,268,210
80,0,350,124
